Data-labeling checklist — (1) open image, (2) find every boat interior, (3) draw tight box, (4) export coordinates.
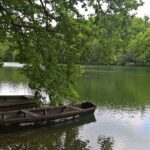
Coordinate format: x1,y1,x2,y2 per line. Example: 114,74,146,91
0,102,95,121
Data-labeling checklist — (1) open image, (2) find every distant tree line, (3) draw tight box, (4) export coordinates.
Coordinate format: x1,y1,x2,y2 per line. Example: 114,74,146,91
1,16,150,66
79,16,150,65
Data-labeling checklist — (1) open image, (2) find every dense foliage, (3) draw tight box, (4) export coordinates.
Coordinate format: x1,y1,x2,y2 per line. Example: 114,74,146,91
80,15,150,65
0,0,144,102
127,26,150,64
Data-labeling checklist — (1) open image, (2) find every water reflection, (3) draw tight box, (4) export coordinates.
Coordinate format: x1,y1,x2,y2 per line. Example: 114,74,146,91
77,108,150,150
2,62,24,68
2,106,150,150
76,66,150,107
98,136,114,150
0,115,96,150
0,68,26,83
1,66,150,149
0,82,33,96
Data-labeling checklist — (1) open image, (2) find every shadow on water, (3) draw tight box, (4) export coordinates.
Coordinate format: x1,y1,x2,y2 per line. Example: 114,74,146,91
0,114,96,150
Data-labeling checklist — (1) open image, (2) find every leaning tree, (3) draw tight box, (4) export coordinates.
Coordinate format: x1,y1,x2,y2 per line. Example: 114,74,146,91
0,0,142,103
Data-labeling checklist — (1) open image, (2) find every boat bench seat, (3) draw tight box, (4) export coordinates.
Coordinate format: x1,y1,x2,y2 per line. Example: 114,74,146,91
21,109,39,118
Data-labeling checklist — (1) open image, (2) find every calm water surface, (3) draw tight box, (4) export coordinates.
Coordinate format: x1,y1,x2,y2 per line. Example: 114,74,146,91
1,66,150,150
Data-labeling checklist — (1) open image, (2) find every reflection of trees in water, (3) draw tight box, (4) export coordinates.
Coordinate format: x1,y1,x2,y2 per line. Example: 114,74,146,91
2,142,48,150
62,128,88,150
0,115,95,150
98,136,114,150
1,127,88,150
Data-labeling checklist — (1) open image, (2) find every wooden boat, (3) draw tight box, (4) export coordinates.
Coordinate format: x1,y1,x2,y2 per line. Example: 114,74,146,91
0,95,38,111
0,113,96,133
0,102,96,127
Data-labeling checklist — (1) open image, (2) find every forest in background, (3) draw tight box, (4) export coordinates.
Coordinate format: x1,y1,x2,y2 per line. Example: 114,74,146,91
0,16,150,66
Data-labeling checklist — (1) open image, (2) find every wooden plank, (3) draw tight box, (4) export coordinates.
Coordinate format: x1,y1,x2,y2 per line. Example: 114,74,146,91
0,110,19,115
67,106,82,110
21,109,39,118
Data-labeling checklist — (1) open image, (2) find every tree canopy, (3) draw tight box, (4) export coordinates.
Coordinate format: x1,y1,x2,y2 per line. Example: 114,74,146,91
0,0,143,103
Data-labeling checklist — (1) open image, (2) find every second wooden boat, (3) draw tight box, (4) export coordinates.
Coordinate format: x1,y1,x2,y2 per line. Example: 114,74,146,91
0,95,38,111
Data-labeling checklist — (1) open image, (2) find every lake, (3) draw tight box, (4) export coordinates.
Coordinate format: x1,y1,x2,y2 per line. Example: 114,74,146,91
1,65,150,150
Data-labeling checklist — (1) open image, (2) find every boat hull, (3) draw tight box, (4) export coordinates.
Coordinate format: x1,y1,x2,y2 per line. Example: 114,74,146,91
0,102,96,128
